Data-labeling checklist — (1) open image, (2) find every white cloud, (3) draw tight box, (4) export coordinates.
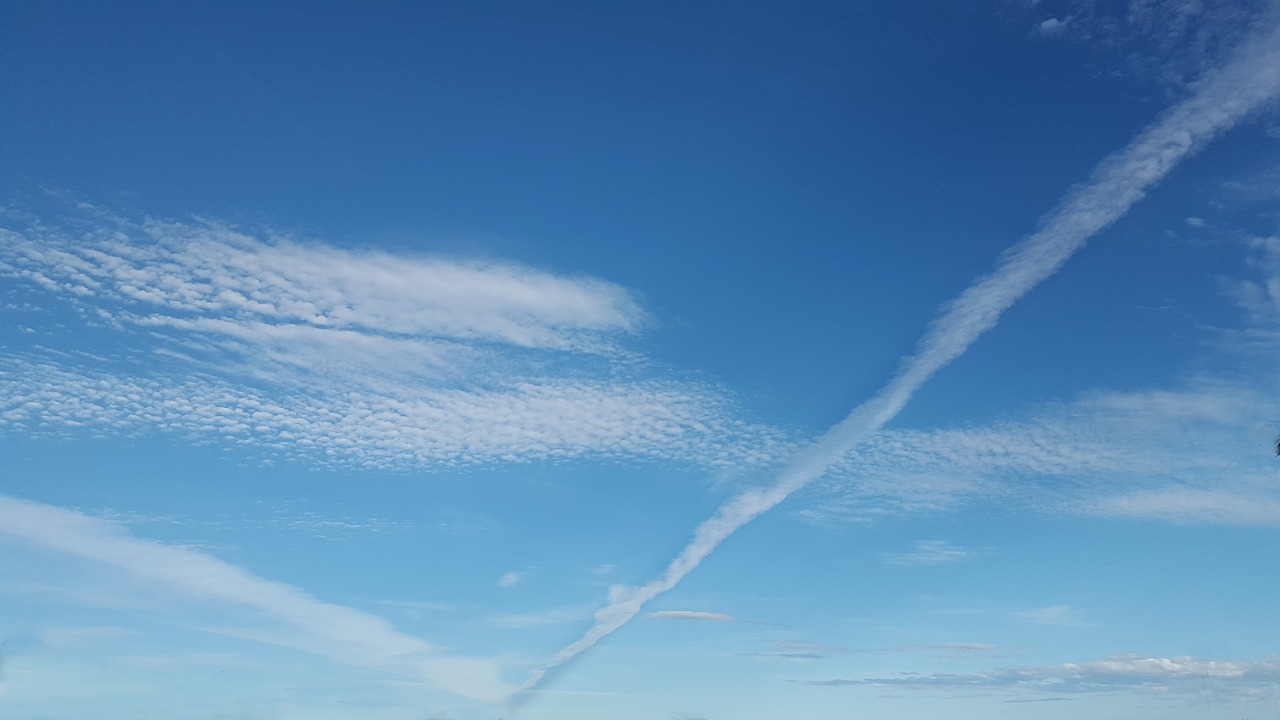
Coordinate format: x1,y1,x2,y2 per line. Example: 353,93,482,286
1093,487,1280,525
1016,604,1091,626
1037,17,1067,36
799,652,1280,700
883,540,983,566
0,358,781,469
497,571,525,588
645,610,735,621
0,211,645,350
0,206,791,470
0,495,511,703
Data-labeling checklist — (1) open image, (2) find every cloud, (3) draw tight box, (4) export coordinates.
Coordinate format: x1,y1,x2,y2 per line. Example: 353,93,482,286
798,653,1280,699
1092,487,1280,525
516,11,1280,698
0,206,790,470
1037,17,1067,36
645,610,735,621
883,540,983,566
0,495,511,703
1233,234,1280,326
1016,605,1091,626
1021,0,1271,85
0,358,781,469
497,571,525,589
0,209,644,350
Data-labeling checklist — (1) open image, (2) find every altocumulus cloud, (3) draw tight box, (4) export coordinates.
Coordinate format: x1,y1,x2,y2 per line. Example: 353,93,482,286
0,203,787,469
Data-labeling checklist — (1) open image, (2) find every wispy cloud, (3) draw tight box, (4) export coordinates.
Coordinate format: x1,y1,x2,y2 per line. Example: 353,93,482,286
1015,605,1091,627
0,208,644,350
808,371,1280,528
0,206,789,470
0,495,510,703
1092,487,1280,525
798,653,1280,700
882,540,983,566
646,610,735,622
517,10,1280,697
1234,234,1280,327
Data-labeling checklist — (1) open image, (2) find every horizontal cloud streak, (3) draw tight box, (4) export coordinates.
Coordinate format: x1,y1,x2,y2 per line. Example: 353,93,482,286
0,210,644,350
799,653,1280,699
882,540,981,566
646,610,735,621
0,495,510,702
519,13,1280,697
0,358,782,468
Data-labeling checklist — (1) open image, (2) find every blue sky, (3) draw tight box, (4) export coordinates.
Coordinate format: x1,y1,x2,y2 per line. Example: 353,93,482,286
3,1,1280,718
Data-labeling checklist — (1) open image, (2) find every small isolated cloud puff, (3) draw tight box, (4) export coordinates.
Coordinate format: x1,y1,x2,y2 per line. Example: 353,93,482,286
1038,17,1067,36
646,610,735,622
1093,487,1280,526
496,571,525,588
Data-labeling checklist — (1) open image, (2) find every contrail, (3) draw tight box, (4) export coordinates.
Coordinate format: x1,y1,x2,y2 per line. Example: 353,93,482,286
515,13,1280,700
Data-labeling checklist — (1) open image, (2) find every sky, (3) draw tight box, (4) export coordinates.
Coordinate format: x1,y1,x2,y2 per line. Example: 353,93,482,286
2,1,1280,719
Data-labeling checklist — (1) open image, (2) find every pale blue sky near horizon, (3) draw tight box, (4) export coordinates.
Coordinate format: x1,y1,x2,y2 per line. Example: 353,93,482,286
3,2,1280,719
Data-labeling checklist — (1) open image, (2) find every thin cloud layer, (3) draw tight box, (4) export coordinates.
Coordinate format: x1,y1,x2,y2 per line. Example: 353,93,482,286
800,653,1280,700
882,540,982,566
0,495,511,703
0,206,789,469
811,373,1280,527
646,611,735,622
0,208,644,350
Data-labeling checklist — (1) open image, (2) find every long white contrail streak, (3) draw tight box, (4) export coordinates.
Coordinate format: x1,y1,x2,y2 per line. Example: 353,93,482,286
515,14,1280,699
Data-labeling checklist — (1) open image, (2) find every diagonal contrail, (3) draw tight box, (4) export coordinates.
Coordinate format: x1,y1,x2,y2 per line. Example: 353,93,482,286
514,12,1280,701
